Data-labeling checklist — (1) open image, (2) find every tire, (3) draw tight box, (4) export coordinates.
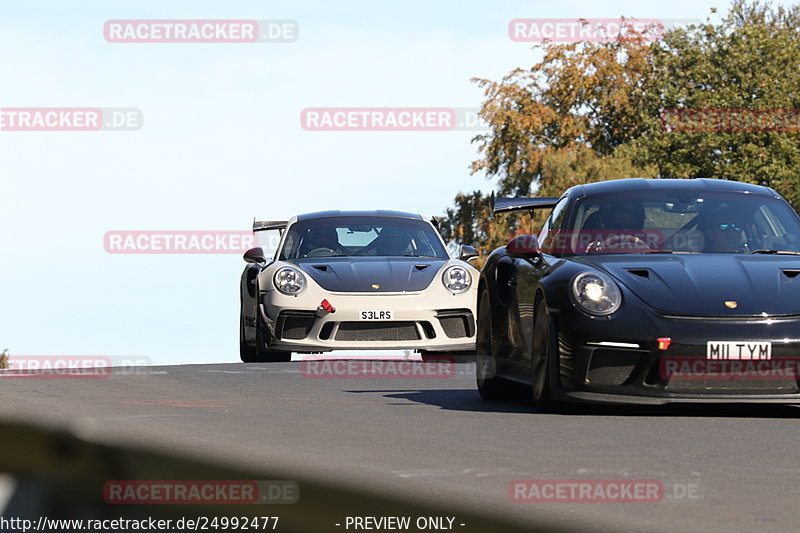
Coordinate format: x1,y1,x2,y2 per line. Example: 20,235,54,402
475,290,509,400
239,332,259,363
240,311,291,363
531,298,560,412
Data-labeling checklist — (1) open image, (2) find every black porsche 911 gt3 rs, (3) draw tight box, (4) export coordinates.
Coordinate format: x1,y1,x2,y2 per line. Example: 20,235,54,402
476,178,800,409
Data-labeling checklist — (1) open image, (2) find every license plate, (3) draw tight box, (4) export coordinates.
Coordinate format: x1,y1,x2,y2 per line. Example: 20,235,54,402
360,310,394,320
706,341,772,360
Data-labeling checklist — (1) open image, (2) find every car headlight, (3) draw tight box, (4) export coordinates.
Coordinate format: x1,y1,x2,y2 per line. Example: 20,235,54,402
273,266,307,295
442,265,471,294
571,271,621,316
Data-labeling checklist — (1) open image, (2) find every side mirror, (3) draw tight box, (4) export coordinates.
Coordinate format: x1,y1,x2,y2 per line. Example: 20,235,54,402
243,247,267,264
458,245,479,262
506,235,540,258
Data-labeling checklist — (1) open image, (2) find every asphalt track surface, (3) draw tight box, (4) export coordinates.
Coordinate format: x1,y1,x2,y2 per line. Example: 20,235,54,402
3,360,800,533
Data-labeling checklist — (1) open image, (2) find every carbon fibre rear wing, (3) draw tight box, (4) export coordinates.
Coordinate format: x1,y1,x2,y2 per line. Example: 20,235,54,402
491,192,560,214
252,219,288,234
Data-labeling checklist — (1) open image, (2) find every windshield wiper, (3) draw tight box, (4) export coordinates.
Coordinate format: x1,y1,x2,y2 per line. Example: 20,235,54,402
747,249,800,256
403,254,438,258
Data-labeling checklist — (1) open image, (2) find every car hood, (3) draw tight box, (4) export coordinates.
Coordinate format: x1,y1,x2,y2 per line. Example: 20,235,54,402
578,254,800,316
295,257,448,292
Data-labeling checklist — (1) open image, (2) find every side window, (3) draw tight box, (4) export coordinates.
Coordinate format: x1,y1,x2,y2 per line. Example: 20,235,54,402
538,197,568,254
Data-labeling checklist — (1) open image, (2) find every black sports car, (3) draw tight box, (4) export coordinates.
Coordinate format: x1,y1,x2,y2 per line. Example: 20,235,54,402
476,178,800,409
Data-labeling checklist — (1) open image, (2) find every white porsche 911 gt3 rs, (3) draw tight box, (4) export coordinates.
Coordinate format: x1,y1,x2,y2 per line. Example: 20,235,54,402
239,210,479,362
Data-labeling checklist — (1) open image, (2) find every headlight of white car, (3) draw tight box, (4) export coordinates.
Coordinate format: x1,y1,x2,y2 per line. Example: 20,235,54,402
274,266,307,295
571,271,621,316
442,265,471,294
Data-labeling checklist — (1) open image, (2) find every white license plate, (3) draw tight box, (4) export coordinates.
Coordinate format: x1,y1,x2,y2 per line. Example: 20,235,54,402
706,341,772,360
360,310,394,320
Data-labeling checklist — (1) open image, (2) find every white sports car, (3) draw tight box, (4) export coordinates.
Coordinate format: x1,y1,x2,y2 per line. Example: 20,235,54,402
239,210,479,362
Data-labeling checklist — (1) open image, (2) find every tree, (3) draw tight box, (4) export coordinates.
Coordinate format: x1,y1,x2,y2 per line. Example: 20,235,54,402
436,190,529,260
441,1,800,251
637,1,800,205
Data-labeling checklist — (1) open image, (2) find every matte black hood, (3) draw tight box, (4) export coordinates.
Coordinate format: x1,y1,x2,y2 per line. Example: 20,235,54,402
579,254,800,316
296,257,447,292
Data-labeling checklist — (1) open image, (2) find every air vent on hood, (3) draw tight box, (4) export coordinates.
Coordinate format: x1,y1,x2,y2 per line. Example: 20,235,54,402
781,269,800,279
414,264,429,271
625,268,651,279
312,265,329,272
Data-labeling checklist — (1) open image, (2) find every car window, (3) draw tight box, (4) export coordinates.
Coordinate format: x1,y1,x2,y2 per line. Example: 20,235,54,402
279,217,448,260
538,197,569,254
556,190,800,255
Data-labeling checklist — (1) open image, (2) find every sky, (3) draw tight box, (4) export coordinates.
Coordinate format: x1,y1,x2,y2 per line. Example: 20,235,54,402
0,0,779,366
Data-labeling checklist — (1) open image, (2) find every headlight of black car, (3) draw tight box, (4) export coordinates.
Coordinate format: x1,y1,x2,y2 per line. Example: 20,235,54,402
571,271,621,316
274,266,307,295
442,265,471,294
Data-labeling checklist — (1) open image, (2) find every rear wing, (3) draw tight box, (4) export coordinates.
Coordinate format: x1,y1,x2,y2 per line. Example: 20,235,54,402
253,219,288,234
491,192,560,215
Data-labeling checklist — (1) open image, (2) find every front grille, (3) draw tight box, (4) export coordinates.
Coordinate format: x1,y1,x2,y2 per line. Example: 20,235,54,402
438,316,469,338
435,309,475,339
334,322,420,342
664,366,799,394
275,311,317,340
647,352,800,394
587,349,643,386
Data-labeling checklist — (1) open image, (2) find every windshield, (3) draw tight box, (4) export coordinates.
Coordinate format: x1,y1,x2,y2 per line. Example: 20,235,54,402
279,216,448,260
543,190,800,256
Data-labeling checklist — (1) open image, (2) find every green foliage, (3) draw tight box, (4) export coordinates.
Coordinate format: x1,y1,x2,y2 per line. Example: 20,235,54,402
440,1,800,252
638,0,800,205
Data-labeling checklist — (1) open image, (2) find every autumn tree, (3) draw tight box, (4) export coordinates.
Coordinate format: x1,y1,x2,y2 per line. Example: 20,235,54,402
440,17,661,253
440,1,800,253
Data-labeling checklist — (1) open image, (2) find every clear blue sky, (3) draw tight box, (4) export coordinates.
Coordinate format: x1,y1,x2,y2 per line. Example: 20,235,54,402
0,0,778,365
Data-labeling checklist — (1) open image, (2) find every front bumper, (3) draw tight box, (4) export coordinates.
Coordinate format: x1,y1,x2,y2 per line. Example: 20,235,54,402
260,290,476,352
551,304,800,404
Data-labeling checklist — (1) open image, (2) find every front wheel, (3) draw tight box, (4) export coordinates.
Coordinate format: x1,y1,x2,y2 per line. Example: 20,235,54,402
531,298,560,412
475,290,509,400
240,315,291,363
